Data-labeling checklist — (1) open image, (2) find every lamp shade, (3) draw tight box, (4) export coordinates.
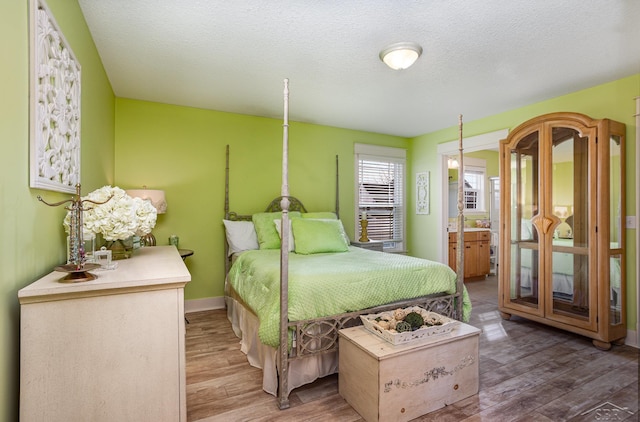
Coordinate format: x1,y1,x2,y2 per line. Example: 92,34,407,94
126,188,167,214
379,42,422,70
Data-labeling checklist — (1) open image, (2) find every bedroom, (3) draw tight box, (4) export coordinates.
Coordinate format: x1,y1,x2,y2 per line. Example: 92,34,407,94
1,1,639,421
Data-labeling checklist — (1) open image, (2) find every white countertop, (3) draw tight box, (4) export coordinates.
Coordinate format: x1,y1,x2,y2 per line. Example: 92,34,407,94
448,228,491,233
18,246,191,304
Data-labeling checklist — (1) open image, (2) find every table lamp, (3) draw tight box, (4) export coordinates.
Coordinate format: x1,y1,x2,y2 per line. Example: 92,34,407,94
126,186,167,246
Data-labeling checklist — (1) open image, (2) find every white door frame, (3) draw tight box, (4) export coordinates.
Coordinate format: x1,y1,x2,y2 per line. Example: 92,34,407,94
435,129,509,263
634,97,639,347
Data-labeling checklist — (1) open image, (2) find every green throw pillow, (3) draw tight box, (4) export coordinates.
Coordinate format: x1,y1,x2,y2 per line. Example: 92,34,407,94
292,219,349,254
253,211,301,249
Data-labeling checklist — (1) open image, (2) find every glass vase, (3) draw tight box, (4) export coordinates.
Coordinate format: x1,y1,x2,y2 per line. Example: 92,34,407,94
104,236,134,260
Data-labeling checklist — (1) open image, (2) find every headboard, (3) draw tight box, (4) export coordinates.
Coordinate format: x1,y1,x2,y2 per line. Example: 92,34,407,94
223,195,309,274
223,145,340,273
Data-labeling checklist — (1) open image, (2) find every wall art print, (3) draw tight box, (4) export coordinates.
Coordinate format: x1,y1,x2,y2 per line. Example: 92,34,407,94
416,171,430,215
29,0,81,193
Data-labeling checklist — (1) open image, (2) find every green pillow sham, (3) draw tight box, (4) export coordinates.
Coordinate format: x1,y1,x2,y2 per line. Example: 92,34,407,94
253,211,301,249
291,218,349,254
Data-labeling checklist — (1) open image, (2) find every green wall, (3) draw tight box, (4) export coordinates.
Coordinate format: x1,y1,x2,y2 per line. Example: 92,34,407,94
116,74,638,329
0,1,115,421
114,99,407,300
409,73,639,331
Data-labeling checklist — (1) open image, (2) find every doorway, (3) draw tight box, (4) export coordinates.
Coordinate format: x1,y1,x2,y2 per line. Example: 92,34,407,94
435,129,508,264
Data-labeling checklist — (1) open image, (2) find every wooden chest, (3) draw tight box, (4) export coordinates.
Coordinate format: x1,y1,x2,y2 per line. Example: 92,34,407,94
338,323,480,422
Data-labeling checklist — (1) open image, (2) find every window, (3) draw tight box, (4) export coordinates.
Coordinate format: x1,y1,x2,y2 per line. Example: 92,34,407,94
461,158,487,213
355,144,406,252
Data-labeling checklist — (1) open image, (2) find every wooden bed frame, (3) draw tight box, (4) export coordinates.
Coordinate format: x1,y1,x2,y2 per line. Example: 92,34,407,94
224,80,467,409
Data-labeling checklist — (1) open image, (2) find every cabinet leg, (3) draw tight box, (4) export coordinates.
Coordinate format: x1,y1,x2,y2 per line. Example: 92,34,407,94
499,311,511,320
592,339,612,351
612,338,626,346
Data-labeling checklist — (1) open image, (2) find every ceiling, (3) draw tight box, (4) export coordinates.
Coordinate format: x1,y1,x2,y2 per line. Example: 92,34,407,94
77,0,640,138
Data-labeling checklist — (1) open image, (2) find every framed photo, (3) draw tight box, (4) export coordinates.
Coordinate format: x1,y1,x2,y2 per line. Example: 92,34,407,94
29,0,81,193
416,171,430,215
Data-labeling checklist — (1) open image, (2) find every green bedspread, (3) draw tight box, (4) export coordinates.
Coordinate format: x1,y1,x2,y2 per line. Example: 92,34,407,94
227,246,471,348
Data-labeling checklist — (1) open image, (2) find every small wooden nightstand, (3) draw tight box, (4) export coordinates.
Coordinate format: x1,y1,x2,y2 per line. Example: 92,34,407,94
178,249,194,260
350,240,384,252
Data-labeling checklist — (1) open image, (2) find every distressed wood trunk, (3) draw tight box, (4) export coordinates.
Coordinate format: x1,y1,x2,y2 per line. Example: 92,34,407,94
339,324,480,422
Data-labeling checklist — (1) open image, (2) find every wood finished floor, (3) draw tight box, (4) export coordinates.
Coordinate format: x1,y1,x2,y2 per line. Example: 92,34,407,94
185,276,639,421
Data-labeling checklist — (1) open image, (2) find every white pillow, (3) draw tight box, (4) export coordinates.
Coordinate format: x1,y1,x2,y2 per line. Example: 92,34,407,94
273,219,295,252
519,219,530,240
223,220,259,256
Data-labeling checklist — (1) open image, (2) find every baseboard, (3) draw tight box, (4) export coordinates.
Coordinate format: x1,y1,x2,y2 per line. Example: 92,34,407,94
185,296,225,314
625,328,639,349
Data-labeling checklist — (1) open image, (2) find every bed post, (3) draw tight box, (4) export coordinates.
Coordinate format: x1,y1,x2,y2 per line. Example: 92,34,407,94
335,155,340,219
278,78,291,410
224,145,231,273
455,114,465,319
225,144,230,220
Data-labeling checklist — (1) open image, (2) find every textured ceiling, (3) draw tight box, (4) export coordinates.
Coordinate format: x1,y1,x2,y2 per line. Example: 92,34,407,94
78,0,640,137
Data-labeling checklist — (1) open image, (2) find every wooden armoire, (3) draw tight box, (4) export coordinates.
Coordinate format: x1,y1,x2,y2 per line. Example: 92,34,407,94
498,112,626,350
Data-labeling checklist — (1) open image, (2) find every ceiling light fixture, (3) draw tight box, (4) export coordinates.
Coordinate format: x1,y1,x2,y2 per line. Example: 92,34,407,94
379,42,423,70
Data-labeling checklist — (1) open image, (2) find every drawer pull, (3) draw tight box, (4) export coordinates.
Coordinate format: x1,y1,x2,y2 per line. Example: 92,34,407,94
453,384,459,390
400,408,406,413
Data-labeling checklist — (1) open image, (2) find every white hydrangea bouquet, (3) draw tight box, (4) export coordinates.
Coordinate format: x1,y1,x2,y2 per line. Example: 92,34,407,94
63,185,157,241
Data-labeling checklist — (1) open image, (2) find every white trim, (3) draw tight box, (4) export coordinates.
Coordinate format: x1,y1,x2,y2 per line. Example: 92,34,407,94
635,96,639,348
185,296,225,314
625,328,638,349
355,143,406,158
436,129,510,155
437,129,509,262
354,143,407,253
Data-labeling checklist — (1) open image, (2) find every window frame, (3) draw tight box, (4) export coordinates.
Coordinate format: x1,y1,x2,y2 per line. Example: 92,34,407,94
461,157,487,214
354,144,406,253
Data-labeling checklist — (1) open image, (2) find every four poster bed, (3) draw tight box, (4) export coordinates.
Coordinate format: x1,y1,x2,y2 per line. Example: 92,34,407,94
223,80,470,409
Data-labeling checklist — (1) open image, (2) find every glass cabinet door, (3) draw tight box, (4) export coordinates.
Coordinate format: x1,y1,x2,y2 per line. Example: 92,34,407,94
608,133,623,326
546,125,596,330
505,129,542,315
502,121,597,330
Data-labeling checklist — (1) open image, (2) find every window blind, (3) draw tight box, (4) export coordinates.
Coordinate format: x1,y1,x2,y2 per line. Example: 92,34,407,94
356,150,405,251
463,168,485,212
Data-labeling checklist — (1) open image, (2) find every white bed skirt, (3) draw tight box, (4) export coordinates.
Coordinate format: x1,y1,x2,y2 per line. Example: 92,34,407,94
224,294,338,396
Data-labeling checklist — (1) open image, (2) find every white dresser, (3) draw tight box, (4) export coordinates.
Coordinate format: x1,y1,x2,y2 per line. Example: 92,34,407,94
18,246,191,422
